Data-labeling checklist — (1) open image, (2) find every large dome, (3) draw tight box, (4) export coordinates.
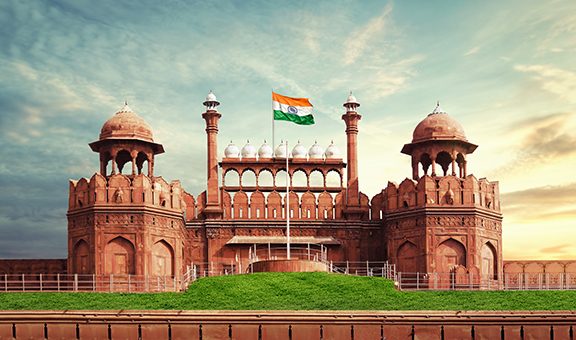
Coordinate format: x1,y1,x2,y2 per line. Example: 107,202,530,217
99,104,154,142
411,104,467,143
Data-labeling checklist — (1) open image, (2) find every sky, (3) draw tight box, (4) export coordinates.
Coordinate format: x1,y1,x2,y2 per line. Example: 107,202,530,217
0,0,575,260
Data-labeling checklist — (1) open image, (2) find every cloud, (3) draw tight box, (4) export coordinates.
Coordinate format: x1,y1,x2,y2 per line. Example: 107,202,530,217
344,2,393,65
540,244,572,254
515,64,576,103
464,46,480,56
491,112,576,175
501,182,576,222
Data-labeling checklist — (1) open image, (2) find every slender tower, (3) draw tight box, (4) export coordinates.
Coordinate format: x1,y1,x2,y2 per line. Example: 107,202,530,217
342,92,363,219
202,91,223,219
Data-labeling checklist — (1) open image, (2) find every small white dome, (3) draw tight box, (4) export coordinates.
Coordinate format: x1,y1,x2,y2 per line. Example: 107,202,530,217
325,141,341,159
292,141,307,159
343,91,360,108
308,141,324,159
241,140,257,158
224,141,240,158
275,140,287,158
206,90,217,102
258,140,273,158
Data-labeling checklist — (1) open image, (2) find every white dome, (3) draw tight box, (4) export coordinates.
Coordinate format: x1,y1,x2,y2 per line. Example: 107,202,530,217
241,140,257,158
325,141,341,159
206,90,217,102
275,140,287,158
308,141,324,159
224,141,240,158
343,91,360,108
258,141,273,158
292,141,307,159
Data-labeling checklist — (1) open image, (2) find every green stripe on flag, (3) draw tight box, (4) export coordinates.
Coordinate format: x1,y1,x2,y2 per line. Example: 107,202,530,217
273,110,315,125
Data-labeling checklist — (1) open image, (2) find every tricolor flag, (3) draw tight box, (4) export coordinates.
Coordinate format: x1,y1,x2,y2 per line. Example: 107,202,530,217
272,92,315,125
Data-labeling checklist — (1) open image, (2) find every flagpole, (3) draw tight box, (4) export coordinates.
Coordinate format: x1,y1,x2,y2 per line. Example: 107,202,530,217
286,140,290,260
272,90,275,153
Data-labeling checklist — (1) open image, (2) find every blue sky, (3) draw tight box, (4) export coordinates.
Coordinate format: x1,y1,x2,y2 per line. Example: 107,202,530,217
0,0,575,259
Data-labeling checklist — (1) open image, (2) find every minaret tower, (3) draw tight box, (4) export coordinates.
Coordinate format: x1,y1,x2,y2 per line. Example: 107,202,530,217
202,91,223,219
342,92,363,219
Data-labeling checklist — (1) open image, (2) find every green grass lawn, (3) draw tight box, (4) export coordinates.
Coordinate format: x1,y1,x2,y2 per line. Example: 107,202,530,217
0,272,574,310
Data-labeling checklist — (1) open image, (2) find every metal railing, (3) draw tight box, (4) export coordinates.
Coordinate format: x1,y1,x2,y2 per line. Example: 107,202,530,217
396,272,576,290
248,244,328,264
0,273,182,292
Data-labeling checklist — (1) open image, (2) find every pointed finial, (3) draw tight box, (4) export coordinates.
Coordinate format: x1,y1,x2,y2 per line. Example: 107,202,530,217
125,99,128,106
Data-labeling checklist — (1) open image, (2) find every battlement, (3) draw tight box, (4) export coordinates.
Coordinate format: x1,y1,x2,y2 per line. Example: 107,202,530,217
371,174,500,216
68,173,185,213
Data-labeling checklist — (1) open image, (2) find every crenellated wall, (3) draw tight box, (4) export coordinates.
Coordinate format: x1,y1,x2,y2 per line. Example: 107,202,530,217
67,173,189,279
68,173,185,211
371,175,500,214
380,174,502,283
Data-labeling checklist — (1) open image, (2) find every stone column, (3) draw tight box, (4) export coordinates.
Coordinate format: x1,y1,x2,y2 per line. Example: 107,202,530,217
342,109,362,219
412,158,419,180
202,109,223,219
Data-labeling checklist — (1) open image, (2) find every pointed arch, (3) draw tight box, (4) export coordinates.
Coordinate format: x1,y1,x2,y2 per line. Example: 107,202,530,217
266,191,282,219
152,240,174,277
318,191,334,219
233,191,249,219
397,241,418,273
436,238,466,272
301,191,316,219
104,236,135,275
481,242,497,279
73,239,90,274
250,191,266,219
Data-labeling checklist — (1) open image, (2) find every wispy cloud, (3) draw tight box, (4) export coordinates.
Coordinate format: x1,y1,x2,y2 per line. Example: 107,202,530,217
491,112,576,176
502,182,576,222
344,2,393,65
540,244,573,254
515,64,576,103
464,46,480,56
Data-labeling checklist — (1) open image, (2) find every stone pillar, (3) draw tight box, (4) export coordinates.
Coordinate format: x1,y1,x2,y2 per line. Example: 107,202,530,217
431,156,437,177
111,155,117,175
201,92,223,219
99,154,107,176
451,156,456,176
412,158,419,180
342,109,362,219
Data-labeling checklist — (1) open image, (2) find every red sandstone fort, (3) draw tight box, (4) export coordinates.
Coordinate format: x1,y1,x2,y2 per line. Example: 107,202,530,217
1,92,574,290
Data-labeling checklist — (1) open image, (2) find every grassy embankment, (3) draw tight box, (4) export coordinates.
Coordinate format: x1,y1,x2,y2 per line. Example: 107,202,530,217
0,272,574,310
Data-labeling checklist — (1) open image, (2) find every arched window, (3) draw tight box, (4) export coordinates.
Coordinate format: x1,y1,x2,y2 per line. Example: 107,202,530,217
309,170,324,187
241,169,257,188
436,151,452,176
223,169,240,187
115,150,132,174
136,152,148,175
326,170,341,187
292,169,307,188
258,169,274,188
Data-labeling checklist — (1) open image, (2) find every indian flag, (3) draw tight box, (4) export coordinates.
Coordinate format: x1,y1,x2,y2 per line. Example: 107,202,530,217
272,92,315,125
